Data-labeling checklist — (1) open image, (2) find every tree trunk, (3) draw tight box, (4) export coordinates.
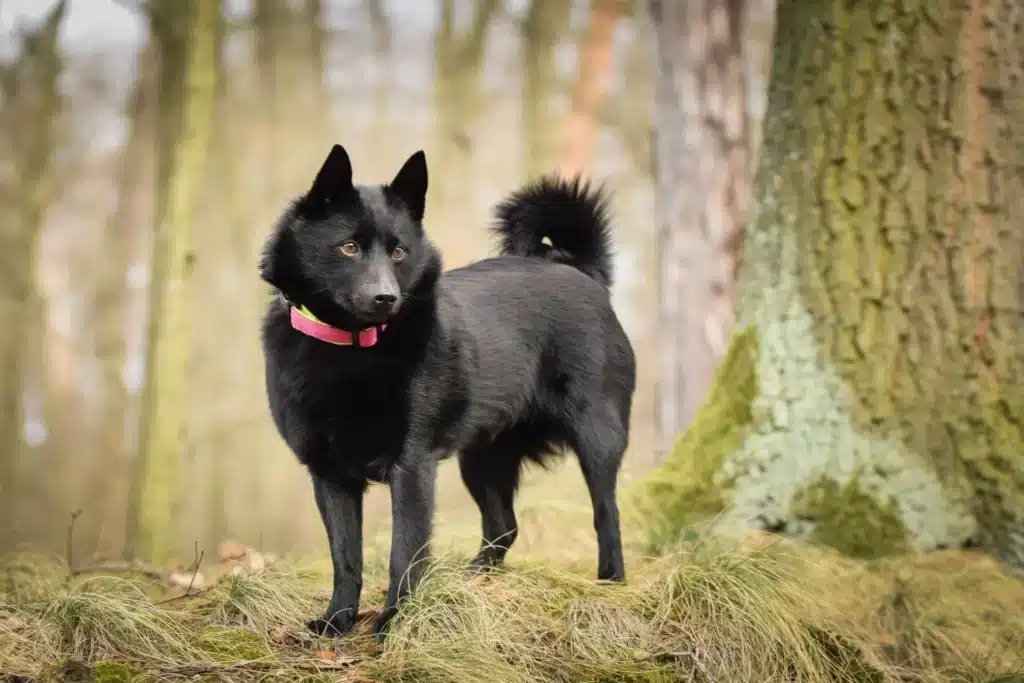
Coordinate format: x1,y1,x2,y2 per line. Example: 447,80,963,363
82,39,158,556
125,0,219,564
432,0,501,211
253,0,285,203
0,0,66,550
640,0,1024,567
650,0,751,457
559,0,622,177
304,0,331,141
521,0,572,179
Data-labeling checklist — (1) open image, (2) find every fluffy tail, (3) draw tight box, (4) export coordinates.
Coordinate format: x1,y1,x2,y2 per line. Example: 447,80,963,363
491,175,615,288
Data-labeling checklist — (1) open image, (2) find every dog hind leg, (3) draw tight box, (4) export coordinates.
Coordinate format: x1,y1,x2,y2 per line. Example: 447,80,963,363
567,400,627,583
459,446,521,571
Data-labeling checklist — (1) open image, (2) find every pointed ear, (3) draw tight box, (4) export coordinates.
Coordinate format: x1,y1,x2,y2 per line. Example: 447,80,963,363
388,150,428,221
305,144,354,209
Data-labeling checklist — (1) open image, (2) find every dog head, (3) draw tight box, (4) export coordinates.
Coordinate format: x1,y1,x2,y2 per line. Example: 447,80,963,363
260,145,442,329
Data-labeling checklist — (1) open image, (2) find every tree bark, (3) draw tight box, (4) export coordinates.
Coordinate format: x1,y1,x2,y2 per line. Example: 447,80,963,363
521,0,572,179
650,0,751,457
642,0,1024,567
559,0,622,177
125,0,219,564
0,0,66,550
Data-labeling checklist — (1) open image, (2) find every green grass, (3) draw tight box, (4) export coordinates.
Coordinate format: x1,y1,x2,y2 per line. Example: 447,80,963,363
2,531,1022,683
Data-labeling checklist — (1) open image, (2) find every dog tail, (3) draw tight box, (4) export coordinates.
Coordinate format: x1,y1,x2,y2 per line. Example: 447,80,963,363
491,175,615,288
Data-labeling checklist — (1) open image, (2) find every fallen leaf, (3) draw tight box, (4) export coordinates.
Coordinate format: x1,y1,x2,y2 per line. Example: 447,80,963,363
218,540,248,562
313,649,337,661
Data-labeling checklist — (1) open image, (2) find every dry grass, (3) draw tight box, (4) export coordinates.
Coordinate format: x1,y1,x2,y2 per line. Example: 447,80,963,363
2,530,1022,683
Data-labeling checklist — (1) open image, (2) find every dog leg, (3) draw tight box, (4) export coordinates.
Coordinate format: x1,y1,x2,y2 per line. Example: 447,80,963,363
570,404,627,583
373,458,437,640
308,475,365,637
459,448,520,571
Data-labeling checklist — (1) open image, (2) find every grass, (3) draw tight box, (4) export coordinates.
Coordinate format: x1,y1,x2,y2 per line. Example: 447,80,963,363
2,461,1022,682
2,529,1023,683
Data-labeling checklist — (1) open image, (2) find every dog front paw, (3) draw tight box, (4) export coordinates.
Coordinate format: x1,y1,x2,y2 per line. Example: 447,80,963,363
307,612,355,638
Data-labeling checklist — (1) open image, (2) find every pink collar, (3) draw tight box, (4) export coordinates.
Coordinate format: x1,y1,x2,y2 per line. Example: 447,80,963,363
289,305,386,347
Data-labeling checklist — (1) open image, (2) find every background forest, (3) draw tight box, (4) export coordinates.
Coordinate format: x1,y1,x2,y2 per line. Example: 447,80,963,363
1,1,1022,682
0,0,778,559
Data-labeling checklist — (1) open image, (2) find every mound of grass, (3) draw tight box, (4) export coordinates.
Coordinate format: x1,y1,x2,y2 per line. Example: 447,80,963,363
2,537,1022,683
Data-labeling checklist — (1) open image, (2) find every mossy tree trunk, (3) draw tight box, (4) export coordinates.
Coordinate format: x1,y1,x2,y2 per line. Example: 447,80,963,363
0,0,66,550
643,0,1024,566
649,0,751,457
125,0,219,564
521,0,572,179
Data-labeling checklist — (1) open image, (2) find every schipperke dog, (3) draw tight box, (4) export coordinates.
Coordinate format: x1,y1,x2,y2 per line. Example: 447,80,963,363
259,144,636,640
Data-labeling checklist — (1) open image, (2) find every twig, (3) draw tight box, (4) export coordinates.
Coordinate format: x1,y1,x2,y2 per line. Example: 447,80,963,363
152,585,214,605
138,657,356,676
64,509,83,579
185,541,204,595
153,544,210,606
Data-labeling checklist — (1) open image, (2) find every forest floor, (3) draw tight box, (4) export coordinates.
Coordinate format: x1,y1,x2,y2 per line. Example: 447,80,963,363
2,459,1023,683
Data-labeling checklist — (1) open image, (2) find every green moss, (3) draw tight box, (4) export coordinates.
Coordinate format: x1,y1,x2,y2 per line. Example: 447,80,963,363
631,325,760,552
792,474,910,559
959,392,1024,567
192,625,270,662
95,662,147,683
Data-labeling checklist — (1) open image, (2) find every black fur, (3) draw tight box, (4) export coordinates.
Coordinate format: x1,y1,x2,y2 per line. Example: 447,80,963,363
260,145,636,640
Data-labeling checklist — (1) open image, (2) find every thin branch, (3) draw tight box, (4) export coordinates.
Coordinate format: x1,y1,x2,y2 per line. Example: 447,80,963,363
64,508,83,577
135,657,356,676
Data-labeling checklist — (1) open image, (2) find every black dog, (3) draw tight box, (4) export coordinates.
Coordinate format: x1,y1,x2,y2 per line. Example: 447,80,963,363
259,145,636,639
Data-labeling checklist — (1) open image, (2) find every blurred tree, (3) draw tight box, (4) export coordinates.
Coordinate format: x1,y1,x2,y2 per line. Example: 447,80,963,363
125,0,219,564
0,0,67,549
365,0,391,57
433,0,501,208
560,0,623,177
521,0,572,179
82,39,158,556
304,0,330,135
253,0,284,202
364,0,393,159
649,0,750,456
643,0,1024,567
204,0,232,553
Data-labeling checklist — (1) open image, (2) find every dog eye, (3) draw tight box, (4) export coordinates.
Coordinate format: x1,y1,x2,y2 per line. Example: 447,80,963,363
339,241,360,257
391,246,408,262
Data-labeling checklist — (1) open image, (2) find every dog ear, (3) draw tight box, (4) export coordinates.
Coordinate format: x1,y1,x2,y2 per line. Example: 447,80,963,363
388,150,428,222
259,224,304,301
305,144,354,210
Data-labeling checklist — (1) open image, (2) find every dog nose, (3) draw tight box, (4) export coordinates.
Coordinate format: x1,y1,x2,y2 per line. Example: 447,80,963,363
374,293,398,306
